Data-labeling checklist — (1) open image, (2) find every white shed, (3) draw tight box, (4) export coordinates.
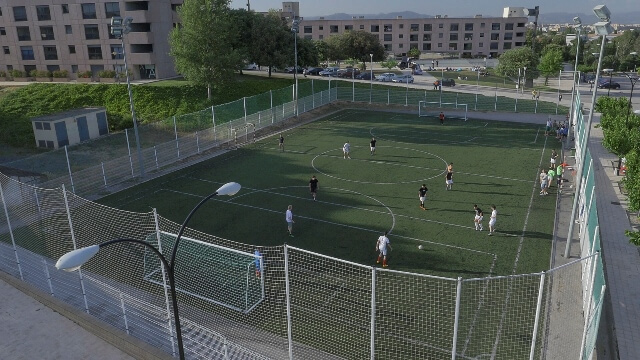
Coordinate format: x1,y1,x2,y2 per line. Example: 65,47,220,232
31,107,109,149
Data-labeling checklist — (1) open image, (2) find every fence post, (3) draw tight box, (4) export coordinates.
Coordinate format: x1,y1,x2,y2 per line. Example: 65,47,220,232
212,106,217,142
451,277,462,360
455,93,458,108
370,267,377,360
125,129,134,178
270,90,275,124
529,272,546,360
43,258,54,296
173,116,180,159
34,188,41,214
153,146,159,169
579,252,600,360
312,79,315,109
0,183,23,280
535,99,538,114
243,96,247,123
196,131,200,154
101,162,107,187
387,89,390,105
62,184,90,314
494,92,498,111
284,244,294,360
64,145,75,193
119,292,130,335
515,98,518,113
556,70,561,115
153,209,177,358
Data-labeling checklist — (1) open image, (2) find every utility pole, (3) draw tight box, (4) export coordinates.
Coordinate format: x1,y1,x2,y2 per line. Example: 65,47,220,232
246,0,250,11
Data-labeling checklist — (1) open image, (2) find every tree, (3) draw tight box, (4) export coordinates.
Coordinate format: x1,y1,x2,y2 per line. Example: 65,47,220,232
296,37,319,67
495,47,539,85
538,45,563,85
169,0,242,100
325,31,386,68
380,58,397,70
248,11,291,77
408,47,421,59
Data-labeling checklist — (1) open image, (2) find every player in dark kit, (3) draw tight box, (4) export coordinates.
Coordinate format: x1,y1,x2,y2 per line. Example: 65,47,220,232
309,175,319,201
419,184,428,210
279,134,285,152
370,137,377,155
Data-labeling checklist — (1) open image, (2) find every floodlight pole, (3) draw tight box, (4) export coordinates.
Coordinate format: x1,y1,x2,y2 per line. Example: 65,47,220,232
568,23,582,149
370,53,373,104
565,36,607,258
56,182,242,360
292,19,299,117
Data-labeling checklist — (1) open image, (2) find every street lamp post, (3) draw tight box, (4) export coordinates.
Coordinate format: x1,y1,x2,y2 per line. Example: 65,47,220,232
55,182,242,360
565,4,613,260
568,17,583,149
111,16,144,177
604,68,614,96
523,67,527,95
623,72,639,122
291,18,300,117
369,53,373,104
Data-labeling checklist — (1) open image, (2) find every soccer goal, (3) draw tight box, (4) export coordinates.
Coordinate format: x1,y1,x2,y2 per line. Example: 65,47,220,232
418,101,468,121
143,231,265,314
231,123,256,149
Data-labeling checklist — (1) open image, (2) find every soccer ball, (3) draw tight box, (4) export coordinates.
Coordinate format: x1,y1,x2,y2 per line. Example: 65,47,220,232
418,245,423,250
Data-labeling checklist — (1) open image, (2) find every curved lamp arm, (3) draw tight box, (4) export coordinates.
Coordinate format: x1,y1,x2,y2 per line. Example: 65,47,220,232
56,238,170,271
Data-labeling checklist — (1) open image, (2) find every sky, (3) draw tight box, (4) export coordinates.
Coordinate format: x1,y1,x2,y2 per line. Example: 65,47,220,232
230,0,639,18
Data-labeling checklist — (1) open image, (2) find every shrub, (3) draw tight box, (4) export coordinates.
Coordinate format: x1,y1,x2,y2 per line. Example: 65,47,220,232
98,70,117,78
79,71,92,78
10,70,25,78
34,70,52,78
0,71,6,78
52,70,69,78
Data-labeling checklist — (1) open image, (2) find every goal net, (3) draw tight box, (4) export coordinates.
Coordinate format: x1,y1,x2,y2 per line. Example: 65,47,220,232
418,101,468,121
143,231,265,313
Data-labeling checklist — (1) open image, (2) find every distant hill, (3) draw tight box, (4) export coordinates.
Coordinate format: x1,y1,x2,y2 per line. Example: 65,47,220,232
306,11,640,25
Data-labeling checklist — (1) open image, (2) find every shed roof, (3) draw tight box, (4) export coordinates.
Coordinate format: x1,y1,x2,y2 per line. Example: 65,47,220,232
30,107,106,123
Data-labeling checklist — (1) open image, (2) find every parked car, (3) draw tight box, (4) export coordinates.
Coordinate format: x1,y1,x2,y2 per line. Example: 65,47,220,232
598,80,621,89
337,68,360,78
397,61,409,70
393,74,415,83
244,63,258,70
582,74,596,84
319,67,340,77
285,66,304,74
304,67,324,76
376,73,398,82
355,72,375,80
434,78,456,87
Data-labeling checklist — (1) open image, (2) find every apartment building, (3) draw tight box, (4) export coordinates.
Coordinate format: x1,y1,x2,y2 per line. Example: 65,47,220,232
0,0,183,80
300,12,529,58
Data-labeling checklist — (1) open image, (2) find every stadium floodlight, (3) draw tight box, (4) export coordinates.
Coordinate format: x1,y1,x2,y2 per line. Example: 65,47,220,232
291,18,300,116
593,21,614,36
593,4,611,21
573,16,582,25
56,182,241,360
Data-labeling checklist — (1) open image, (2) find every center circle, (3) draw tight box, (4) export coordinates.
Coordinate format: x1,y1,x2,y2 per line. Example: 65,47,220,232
311,146,448,184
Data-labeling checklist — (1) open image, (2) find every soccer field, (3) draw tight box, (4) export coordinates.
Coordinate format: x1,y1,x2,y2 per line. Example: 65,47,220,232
99,108,558,279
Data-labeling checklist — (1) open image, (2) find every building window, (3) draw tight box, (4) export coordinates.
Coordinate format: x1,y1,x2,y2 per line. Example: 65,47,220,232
503,42,512,49
344,25,353,31
422,43,431,51
505,23,514,30
20,46,34,60
398,34,403,39
463,43,473,50
491,33,499,40
449,43,457,50
17,27,31,41
438,33,443,39
480,23,485,28
130,23,151,32
359,25,364,30
69,45,76,54
515,42,523,46
43,46,58,60
13,6,27,21
437,43,442,48
319,35,323,39
71,65,78,73
130,44,153,53
410,34,418,41
111,45,123,59
82,3,97,19
329,25,338,33
318,26,323,30
303,26,312,33
383,24,392,32
490,42,499,50
384,34,392,41
36,5,52,21
384,44,391,51
438,24,443,29
65,25,72,34
399,24,404,29
88,45,102,59
371,25,379,32
491,23,500,30
423,34,431,41
465,23,474,31
479,42,483,47
398,44,403,48
40,26,55,40
410,24,419,31
105,2,120,18
516,32,524,37
450,34,458,41
504,33,513,40
125,1,149,11
480,33,484,38
0,7,2,16
84,24,100,40
464,33,473,41
450,24,459,31
0,27,6,36
62,4,69,14
517,23,525,27
3,46,10,55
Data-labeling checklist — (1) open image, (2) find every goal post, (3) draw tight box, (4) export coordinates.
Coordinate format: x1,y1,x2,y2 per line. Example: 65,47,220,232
418,101,468,121
231,123,256,149
143,231,265,313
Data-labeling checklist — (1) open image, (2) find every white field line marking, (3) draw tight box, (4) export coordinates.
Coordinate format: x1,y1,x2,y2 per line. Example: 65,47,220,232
534,128,540,143
489,135,548,358
485,122,489,127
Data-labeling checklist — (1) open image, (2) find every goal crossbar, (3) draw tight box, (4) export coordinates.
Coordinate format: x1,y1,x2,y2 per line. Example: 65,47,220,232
418,101,468,121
